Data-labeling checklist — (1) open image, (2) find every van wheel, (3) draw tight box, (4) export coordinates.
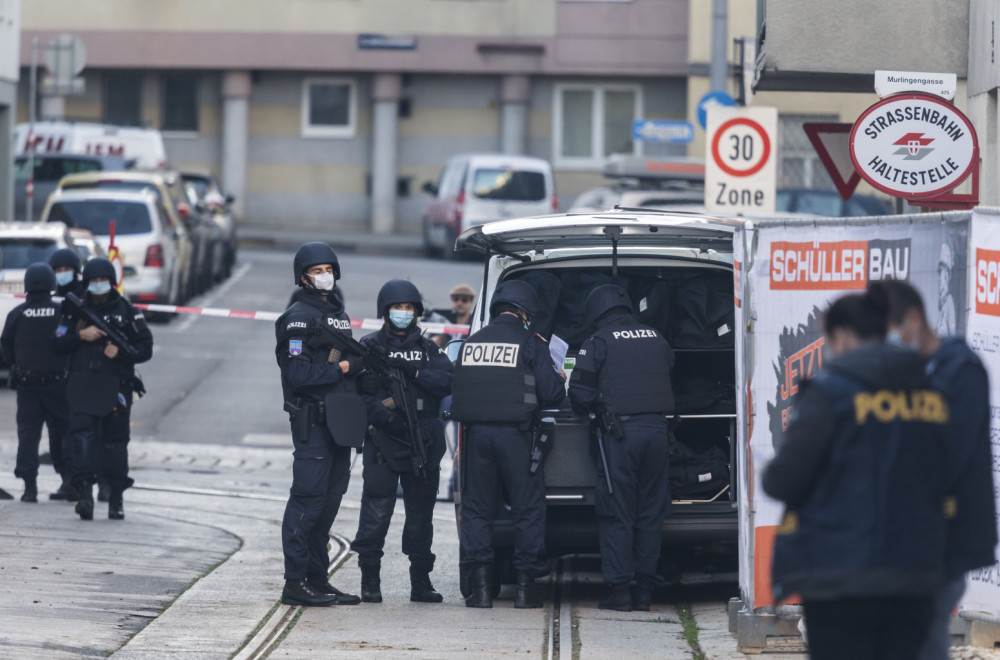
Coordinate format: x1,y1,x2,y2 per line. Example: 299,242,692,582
442,227,460,261
422,219,441,259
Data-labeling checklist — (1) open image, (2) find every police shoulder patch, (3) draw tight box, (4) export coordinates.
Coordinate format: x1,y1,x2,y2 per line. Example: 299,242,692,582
288,339,303,356
55,324,68,338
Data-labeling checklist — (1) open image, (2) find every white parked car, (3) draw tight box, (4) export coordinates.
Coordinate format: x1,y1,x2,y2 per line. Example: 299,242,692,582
42,189,185,310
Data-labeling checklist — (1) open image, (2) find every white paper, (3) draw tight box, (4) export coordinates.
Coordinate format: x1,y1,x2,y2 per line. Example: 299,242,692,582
549,333,569,372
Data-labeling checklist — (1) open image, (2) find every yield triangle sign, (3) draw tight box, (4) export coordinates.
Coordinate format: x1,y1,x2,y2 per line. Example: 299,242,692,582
802,123,862,200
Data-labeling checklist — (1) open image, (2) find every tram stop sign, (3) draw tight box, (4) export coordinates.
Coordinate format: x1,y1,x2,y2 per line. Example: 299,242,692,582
705,106,777,215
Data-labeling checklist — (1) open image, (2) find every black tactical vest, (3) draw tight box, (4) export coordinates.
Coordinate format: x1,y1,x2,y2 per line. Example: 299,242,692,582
451,320,537,424
14,300,67,374
594,321,674,415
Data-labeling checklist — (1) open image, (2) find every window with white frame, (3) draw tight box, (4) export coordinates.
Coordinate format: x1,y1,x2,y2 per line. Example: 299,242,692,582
554,84,642,168
302,78,356,138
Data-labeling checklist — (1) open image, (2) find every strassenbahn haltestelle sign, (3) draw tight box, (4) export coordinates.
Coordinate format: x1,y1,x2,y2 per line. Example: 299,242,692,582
849,92,978,199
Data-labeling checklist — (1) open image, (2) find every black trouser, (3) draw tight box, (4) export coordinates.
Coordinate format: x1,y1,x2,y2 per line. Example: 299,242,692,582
351,440,439,572
15,381,69,480
459,424,547,577
595,414,670,584
803,596,936,660
282,421,352,581
68,391,133,493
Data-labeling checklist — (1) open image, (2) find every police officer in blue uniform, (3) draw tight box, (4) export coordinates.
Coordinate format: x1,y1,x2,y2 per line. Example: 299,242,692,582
274,242,363,607
451,279,566,609
53,258,153,521
351,279,452,604
763,288,950,660
0,264,73,503
568,284,675,612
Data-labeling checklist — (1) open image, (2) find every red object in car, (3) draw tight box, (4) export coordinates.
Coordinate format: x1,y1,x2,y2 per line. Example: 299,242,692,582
177,202,190,221
145,243,163,268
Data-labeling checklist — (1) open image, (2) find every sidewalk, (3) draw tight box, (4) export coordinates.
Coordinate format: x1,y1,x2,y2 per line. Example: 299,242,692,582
237,225,426,258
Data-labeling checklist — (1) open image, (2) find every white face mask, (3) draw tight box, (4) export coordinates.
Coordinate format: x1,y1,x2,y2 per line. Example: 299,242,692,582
55,271,75,286
88,281,112,296
887,329,918,350
311,272,335,291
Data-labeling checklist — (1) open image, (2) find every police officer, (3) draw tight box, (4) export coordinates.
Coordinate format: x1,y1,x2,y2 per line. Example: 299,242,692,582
53,258,153,521
351,279,452,604
763,288,950,660
274,242,363,607
568,284,675,612
50,248,84,299
451,280,566,609
0,264,72,503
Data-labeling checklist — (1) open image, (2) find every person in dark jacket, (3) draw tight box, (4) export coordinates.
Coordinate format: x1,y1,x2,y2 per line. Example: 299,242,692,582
451,279,566,609
351,279,452,604
273,242,363,607
568,284,675,612
763,288,951,660
53,258,153,521
50,248,85,300
0,263,73,503
880,279,997,660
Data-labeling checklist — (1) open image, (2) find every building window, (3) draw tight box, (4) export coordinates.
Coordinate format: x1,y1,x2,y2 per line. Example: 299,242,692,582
104,73,142,127
554,84,642,168
302,78,356,138
163,74,199,133
778,113,838,190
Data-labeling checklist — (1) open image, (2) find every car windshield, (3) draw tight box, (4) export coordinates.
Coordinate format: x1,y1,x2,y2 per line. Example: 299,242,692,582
472,168,546,201
48,200,153,235
183,177,209,198
0,238,59,269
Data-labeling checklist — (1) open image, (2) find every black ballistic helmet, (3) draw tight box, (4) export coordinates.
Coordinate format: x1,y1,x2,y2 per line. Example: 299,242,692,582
293,242,341,286
376,279,424,318
489,279,538,319
82,257,117,283
49,247,82,274
24,262,56,294
584,284,633,328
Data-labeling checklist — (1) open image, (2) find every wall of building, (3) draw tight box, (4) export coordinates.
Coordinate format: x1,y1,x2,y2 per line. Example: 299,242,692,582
0,0,19,220
967,0,1000,205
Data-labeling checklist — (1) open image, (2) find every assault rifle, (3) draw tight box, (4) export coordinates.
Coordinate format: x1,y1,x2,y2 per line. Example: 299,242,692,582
64,292,140,360
312,321,430,478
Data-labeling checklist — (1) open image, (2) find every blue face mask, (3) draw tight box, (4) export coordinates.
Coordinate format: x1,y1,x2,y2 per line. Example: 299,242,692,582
388,309,414,329
886,329,918,351
55,271,75,287
88,280,112,296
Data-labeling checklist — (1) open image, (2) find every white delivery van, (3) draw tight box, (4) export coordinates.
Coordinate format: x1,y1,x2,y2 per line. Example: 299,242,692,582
14,121,167,170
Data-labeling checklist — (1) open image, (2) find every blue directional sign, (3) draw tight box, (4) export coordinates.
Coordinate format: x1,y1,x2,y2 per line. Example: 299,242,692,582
697,91,736,129
632,120,695,144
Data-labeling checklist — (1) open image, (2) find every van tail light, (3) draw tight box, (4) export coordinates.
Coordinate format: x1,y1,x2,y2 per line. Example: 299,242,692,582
453,190,465,229
145,243,164,268
552,195,559,212
137,293,158,301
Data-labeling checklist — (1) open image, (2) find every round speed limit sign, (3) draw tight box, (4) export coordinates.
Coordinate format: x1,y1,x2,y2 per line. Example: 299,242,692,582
705,107,777,214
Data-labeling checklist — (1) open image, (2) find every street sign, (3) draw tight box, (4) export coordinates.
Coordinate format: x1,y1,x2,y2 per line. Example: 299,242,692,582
705,106,777,214
41,34,86,97
632,119,694,144
802,123,862,200
697,91,735,130
874,70,956,101
850,92,977,199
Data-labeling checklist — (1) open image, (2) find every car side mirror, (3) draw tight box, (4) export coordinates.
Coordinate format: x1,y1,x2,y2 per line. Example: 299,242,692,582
445,339,464,364
422,181,438,196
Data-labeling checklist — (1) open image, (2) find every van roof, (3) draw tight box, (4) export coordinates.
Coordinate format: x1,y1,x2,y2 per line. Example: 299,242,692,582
450,153,553,170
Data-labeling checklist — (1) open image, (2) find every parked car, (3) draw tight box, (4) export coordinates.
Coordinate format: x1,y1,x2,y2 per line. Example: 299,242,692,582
180,171,238,280
569,156,706,214
14,154,131,221
775,188,893,216
43,170,203,301
0,221,104,369
448,209,740,592
14,120,167,170
43,188,186,312
422,153,557,260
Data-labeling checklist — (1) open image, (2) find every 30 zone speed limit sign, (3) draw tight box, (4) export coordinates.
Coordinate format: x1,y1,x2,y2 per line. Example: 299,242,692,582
705,106,777,214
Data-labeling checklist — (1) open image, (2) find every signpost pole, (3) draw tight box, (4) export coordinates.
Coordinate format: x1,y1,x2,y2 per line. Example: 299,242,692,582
26,37,37,223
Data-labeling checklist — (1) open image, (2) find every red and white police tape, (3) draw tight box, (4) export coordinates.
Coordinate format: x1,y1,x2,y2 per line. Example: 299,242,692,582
0,293,470,335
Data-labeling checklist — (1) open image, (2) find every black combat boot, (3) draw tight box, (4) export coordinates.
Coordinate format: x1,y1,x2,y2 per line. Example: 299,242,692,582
359,560,382,603
633,580,656,612
75,483,94,521
20,479,37,503
598,583,633,612
97,480,110,503
514,570,543,609
281,579,337,607
307,576,361,605
409,566,444,603
49,477,79,502
465,565,493,608
108,490,125,520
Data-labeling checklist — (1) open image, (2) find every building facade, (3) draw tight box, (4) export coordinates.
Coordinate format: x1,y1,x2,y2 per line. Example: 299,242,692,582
1,0,20,219
19,0,693,232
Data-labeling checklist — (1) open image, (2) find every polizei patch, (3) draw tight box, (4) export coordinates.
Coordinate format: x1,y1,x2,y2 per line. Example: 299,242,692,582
461,342,519,367
850,92,977,199
288,339,303,356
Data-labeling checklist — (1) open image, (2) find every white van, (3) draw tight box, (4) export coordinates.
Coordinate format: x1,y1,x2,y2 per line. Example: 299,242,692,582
14,121,167,170
421,153,557,259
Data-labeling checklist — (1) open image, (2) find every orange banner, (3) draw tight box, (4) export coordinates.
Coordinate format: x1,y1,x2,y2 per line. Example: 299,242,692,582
770,240,868,290
976,247,1000,317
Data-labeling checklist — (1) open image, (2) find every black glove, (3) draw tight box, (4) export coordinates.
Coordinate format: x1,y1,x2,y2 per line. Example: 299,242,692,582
344,354,365,376
385,412,408,438
358,371,381,395
388,358,417,380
